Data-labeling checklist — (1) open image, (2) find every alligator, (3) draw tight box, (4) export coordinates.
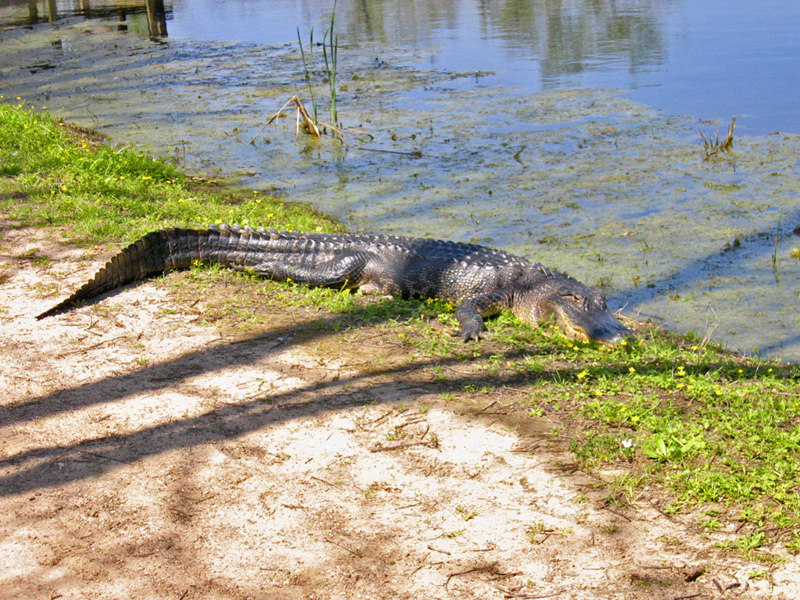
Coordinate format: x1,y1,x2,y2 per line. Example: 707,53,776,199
36,224,631,344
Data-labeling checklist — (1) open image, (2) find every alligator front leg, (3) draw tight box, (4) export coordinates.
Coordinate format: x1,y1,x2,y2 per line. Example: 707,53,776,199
455,290,512,341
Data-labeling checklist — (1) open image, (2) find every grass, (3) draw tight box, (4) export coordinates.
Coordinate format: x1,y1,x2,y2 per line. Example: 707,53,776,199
0,99,342,243
700,117,736,160
3,102,800,560
295,1,340,131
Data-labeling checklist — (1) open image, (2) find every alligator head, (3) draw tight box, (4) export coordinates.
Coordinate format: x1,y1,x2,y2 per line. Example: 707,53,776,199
521,279,631,346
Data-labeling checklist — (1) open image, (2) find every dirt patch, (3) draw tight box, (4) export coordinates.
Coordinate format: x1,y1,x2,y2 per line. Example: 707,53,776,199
1,226,798,599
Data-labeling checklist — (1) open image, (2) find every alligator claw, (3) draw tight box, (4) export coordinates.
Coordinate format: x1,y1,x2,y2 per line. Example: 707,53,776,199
459,324,484,342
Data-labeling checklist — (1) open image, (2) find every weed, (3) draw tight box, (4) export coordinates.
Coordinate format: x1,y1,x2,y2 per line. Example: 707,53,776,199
700,117,736,160
601,523,619,535
257,2,342,142
456,505,478,521
525,522,547,543
322,1,340,127
443,529,465,538
717,529,768,558
297,27,319,125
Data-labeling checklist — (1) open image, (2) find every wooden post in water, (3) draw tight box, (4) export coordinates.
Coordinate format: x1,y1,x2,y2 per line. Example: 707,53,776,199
46,0,58,22
146,0,168,38
27,0,39,23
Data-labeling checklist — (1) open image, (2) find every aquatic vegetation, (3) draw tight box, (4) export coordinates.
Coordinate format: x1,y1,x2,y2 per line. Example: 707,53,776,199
322,1,340,128
700,117,736,159
297,26,319,127
254,1,341,141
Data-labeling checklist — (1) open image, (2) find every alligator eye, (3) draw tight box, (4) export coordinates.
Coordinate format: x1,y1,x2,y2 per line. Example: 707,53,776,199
558,287,584,303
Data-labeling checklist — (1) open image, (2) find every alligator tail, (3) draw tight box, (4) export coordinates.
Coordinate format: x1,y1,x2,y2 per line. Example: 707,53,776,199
36,224,258,319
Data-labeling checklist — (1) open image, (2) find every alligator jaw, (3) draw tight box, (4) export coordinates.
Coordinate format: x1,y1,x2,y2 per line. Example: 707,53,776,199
554,309,632,346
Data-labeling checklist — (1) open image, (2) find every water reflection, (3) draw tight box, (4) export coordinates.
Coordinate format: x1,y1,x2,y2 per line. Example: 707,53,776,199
4,1,798,133
169,0,672,82
1,0,167,37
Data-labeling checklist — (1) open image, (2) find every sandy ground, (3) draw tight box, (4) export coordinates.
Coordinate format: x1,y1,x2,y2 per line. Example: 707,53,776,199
2,225,799,599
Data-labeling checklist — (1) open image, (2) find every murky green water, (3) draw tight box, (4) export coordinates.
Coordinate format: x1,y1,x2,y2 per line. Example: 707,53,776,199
2,12,800,360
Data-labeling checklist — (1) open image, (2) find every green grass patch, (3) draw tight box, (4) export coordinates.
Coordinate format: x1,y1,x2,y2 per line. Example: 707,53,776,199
512,327,800,560
0,101,341,243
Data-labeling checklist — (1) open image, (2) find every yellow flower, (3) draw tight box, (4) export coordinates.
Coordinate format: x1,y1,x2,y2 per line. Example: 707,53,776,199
628,366,636,374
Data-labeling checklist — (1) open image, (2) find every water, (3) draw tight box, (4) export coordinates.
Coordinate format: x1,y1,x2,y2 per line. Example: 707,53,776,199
170,0,800,136
1,0,800,360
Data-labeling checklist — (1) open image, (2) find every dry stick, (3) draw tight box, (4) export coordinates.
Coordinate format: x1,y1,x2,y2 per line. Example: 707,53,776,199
56,335,130,357
427,544,451,555
310,475,337,487
250,96,320,145
251,94,367,145
499,590,565,599
445,566,492,590
355,146,423,158
370,439,437,453
324,537,362,558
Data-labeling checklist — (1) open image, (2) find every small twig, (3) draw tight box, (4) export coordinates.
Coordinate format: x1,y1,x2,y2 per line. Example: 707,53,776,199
355,146,423,158
311,475,337,487
324,538,363,558
250,96,320,144
445,565,496,590
56,334,129,357
370,439,438,452
191,493,218,505
500,591,565,599
598,503,632,522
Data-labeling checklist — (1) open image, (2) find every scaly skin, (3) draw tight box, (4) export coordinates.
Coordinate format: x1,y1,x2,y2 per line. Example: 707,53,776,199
37,224,631,344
